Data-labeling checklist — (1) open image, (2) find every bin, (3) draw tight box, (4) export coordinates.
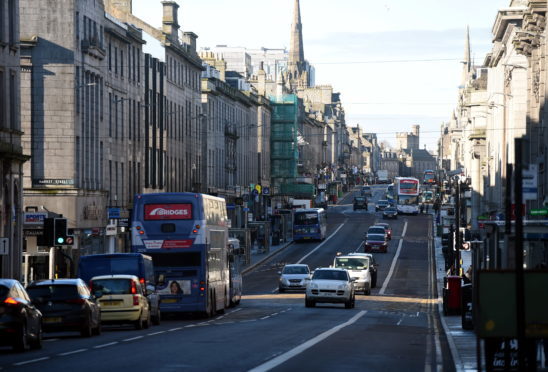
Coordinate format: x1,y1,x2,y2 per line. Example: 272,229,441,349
442,275,462,315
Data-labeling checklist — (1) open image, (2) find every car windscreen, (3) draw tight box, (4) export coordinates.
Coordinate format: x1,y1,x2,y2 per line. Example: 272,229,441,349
334,257,368,270
354,197,366,202
367,234,386,241
79,256,141,283
378,200,389,205
312,270,348,281
27,285,80,301
294,212,319,226
282,266,309,274
384,208,396,212
0,285,10,300
368,227,385,234
91,279,132,295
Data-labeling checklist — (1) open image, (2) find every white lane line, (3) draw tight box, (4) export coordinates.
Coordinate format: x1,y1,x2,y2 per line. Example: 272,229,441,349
123,336,144,342
354,241,364,252
93,342,119,349
249,310,367,372
240,319,257,323
43,338,59,342
379,221,407,295
272,313,279,316
216,321,235,325
296,221,347,264
185,324,196,328
58,349,87,356
13,357,50,366
147,331,166,336
397,318,403,326
260,316,271,320
168,327,182,332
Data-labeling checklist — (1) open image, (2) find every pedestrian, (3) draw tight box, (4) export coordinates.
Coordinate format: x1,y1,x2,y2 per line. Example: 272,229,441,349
426,203,430,213
420,204,424,214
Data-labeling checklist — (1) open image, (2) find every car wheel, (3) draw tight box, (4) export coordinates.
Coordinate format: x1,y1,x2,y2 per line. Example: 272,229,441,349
81,318,93,337
134,312,144,330
365,289,371,296
93,321,102,336
305,298,315,308
351,295,356,308
13,322,29,352
30,325,42,350
152,308,161,326
372,277,377,288
278,287,285,293
144,310,151,329
345,298,353,309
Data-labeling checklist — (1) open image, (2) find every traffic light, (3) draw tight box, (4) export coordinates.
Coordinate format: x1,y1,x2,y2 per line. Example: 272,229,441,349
54,218,68,246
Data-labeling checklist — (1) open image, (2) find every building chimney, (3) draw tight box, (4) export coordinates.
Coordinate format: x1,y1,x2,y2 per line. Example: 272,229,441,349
162,1,180,43
182,32,198,52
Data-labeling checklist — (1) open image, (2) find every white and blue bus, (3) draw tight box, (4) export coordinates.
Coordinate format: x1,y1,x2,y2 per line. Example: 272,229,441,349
131,193,230,317
293,208,327,241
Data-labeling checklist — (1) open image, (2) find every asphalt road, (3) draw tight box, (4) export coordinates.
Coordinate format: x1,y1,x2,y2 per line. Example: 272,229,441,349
0,185,455,372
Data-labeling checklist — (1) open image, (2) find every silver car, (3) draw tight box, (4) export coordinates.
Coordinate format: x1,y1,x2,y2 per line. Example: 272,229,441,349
305,268,355,308
278,264,311,292
332,255,372,295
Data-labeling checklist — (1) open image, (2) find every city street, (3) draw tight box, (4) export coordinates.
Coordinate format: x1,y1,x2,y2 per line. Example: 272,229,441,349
0,186,454,371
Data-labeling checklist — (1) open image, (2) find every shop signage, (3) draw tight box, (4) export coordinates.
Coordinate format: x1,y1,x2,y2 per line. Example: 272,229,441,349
24,212,47,225
32,179,74,186
105,225,117,236
522,164,538,201
530,208,548,216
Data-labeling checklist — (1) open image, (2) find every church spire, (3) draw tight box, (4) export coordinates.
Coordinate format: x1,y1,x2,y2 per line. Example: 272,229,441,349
289,0,305,65
461,25,471,86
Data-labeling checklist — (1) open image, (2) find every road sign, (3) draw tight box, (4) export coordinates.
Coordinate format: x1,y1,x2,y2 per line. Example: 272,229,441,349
523,164,538,201
530,208,548,216
262,187,270,195
0,238,8,255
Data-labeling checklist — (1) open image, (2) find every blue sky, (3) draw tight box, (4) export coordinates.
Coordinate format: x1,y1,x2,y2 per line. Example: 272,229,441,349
132,0,510,151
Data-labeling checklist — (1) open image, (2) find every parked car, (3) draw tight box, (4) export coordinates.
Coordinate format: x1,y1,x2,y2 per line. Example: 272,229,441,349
26,279,101,337
361,186,372,197
78,253,161,325
375,199,390,211
305,268,355,309
364,233,389,253
383,207,398,219
374,223,392,240
353,196,368,211
332,254,371,295
278,264,311,292
91,275,151,330
347,253,378,288
366,226,388,240
0,279,42,351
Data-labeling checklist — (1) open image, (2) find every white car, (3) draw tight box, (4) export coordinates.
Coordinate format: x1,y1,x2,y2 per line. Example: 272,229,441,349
305,268,355,308
278,264,311,292
332,254,372,295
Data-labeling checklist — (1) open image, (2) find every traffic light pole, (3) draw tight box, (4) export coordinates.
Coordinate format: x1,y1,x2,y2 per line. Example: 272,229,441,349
454,177,461,276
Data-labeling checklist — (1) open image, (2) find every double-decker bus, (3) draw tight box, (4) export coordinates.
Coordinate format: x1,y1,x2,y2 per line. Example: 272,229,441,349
131,193,230,317
423,170,436,185
395,177,420,215
293,208,327,241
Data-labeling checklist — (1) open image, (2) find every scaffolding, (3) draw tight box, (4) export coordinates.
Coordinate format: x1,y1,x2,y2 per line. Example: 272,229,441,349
270,94,299,187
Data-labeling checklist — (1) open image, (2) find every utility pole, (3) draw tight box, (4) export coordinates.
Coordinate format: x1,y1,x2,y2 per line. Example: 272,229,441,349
455,176,461,275
514,138,527,369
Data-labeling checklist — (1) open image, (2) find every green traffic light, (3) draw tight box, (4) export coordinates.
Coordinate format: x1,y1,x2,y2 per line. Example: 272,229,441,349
57,237,65,244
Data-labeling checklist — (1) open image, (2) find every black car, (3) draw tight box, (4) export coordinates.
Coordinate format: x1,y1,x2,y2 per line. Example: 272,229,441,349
0,279,42,351
26,279,101,337
383,207,398,219
375,199,390,211
353,196,368,210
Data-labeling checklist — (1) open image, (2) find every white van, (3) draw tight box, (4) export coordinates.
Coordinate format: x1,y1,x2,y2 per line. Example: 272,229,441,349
332,254,372,295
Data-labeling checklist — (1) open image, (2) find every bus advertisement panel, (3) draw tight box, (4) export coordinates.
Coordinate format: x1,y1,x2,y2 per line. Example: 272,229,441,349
395,177,420,215
293,208,327,241
131,193,230,317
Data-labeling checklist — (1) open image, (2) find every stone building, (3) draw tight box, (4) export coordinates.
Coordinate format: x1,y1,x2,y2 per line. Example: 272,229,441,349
0,0,26,279
396,125,420,151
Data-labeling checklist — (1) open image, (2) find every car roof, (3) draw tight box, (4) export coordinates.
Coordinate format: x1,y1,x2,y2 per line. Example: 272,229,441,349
368,226,385,230
375,223,389,226
28,279,84,286
90,274,139,281
335,254,370,260
0,279,18,287
314,267,347,272
283,264,308,268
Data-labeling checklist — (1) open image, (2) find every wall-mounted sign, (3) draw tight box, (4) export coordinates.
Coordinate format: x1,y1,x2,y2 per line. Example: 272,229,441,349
32,179,74,186
24,212,47,225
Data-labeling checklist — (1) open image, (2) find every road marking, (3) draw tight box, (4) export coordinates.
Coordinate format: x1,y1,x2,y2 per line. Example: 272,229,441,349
397,318,403,326
185,324,196,328
354,241,363,252
147,331,166,336
168,327,183,331
379,220,407,295
249,310,367,372
260,316,271,320
123,336,144,341
271,312,279,316
13,357,50,366
216,321,235,324
240,319,257,323
43,338,59,342
58,349,87,356
93,342,118,349
296,221,347,264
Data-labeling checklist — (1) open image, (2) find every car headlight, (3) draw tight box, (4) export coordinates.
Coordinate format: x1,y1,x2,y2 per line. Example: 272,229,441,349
310,283,318,290
338,284,346,290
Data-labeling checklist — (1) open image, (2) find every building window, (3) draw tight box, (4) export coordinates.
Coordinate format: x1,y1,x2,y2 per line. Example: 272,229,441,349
9,71,16,130
114,47,118,74
108,42,112,70
120,50,124,77
120,99,124,139
0,1,4,43
8,0,16,46
108,93,112,136
114,95,118,139
0,70,4,128
75,12,80,43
